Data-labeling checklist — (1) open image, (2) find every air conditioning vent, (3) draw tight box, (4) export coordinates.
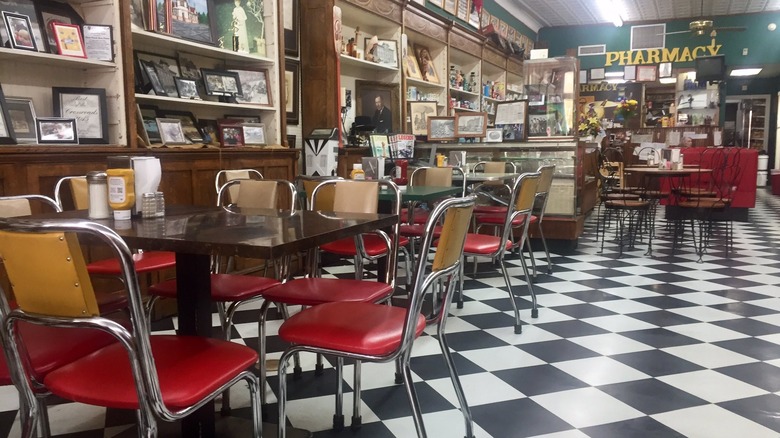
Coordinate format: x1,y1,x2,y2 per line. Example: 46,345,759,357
578,44,606,56
631,24,665,50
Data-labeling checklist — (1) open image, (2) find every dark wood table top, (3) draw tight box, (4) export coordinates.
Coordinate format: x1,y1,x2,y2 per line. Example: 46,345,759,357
43,205,398,260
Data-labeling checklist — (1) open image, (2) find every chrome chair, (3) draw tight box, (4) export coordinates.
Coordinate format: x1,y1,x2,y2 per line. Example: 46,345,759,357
0,218,262,438
214,169,263,205
53,176,88,210
276,195,476,438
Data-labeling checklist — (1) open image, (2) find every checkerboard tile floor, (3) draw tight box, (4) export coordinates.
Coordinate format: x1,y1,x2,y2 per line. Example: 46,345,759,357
4,190,780,437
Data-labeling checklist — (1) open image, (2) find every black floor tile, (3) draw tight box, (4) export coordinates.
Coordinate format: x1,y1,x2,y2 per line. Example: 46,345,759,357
712,318,780,336
519,339,602,363
598,379,708,415
471,398,573,438
718,394,780,433
581,416,686,438
493,364,589,396
717,362,780,392
610,350,705,377
535,320,610,338
620,328,701,349
713,338,780,361
629,310,701,327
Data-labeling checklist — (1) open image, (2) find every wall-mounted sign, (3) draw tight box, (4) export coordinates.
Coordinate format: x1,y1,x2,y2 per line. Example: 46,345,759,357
604,42,722,67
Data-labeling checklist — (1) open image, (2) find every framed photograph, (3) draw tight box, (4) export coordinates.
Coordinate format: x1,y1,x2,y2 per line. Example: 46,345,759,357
36,117,77,144
495,100,528,142
455,112,487,138
129,0,146,29
230,68,270,105
175,77,201,99
135,104,151,147
480,9,491,30
456,0,468,21
369,134,390,158
35,0,84,53
213,0,266,55
177,52,207,95
219,124,243,147
168,0,214,45
52,87,108,144
404,54,423,80
0,85,16,144
414,44,439,84
624,65,636,81
51,22,86,58
589,68,605,81
156,118,189,145
286,134,296,148
138,104,161,144
578,70,588,84
366,39,397,68
443,0,456,14
409,100,437,136
284,59,299,125
157,110,204,143
242,123,266,146
659,62,673,78
485,128,503,143
136,51,180,97
283,0,298,57
5,97,36,143
427,116,455,142
198,119,219,145
224,114,260,123
82,25,113,61
2,12,37,51
637,65,657,82
0,1,45,51
201,68,242,97
356,81,400,134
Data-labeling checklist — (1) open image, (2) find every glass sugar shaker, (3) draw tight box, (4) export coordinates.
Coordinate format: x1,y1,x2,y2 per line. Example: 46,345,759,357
86,171,110,219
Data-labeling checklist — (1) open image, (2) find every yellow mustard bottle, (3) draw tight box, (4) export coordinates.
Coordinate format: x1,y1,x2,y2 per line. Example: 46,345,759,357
106,157,135,220
350,163,365,180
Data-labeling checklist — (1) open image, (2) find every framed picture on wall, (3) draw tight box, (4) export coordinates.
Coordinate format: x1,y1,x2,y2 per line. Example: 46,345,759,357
52,87,108,144
659,62,672,78
589,68,605,81
637,65,657,82
624,65,636,81
409,100,437,136
356,80,400,134
283,0,298,56
5,97,37,143
427,116,455,142
443,0,456,14
0,86,16,144
455,112,487,138
284,59,299,125
36,118,78,144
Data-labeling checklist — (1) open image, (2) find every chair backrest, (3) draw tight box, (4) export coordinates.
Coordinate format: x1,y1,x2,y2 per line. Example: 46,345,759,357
217,179,297,210
410,167,453,187
332,181,379,214
534,165,556,214
0,218,172,419
54,176,88,210
214,169,263,203
474,161,514,174
296,175,342,211
0,195,61,218
498,172,540,245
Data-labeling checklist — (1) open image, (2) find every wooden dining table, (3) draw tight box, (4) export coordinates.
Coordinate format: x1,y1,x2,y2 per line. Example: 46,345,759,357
33,204,398,438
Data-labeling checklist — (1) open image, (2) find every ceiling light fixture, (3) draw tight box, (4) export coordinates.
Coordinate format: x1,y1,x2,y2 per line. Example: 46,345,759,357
605,71,624,77
597,0,623,27
659,77,677,84
730,68,762,77
605,78,626,84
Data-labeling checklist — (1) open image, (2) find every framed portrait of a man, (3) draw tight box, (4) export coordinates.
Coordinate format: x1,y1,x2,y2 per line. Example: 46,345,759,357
356,81,399,134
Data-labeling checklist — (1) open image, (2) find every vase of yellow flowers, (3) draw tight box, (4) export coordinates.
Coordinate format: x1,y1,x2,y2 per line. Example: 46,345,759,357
578,103,602,141
614,98,638,120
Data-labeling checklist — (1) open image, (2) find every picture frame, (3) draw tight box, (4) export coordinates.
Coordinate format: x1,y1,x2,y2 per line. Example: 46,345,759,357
443,0,456,14
1,1,46,51
283,0,298,57
135,104,151,147
230,68,270,105
494,100,528,142
136,51,181,97
224,114,260,123
0,85,16,144
408,100,437,136
213,0,266,55
82,24,113,61
659,62,673,78
428,0,444,7
52,87,108,144
156,110,204,143
198,119,219,145
51,22,86,58
177,52,207,96
624,65,636,81
139,60,167,95
138,104,161,144
369,134,390,158
284,59,299,125
589,68,605,81
129,0,146,29
5,97,37,143
427,116,456,142
637,65,657,82
356,81,400,134
578,70,588,84
485,128,503,143
456,0,469,21
35,0,84,53
156,118,189,146
168,0,214,45
414,44,439,84
404,54,423,80
455,112,487,138
219,124,244,147
2,11,37,51
36,117,77,144
175,77,201,100
201,68,243,98
242,123,266,146
286,134,296,148
368,39,398,68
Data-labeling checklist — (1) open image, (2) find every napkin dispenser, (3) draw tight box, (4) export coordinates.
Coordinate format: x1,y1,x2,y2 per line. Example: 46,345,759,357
661,148,681,163
131,156,162,215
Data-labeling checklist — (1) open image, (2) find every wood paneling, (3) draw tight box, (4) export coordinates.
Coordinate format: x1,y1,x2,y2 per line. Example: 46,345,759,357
507,58,523,76
449,25,483,54
404,4,449,43
483,46,507,70
301,0,340,142
342,0,403,24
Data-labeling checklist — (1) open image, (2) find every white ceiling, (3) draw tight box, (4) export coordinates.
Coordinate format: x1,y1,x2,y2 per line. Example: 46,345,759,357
496,0,780,32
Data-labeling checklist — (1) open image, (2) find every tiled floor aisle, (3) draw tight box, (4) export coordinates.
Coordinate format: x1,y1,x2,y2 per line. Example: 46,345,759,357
3,190,780,437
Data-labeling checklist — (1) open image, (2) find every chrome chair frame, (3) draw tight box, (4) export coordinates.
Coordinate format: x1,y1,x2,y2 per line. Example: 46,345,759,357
0,195,62,217
277,195,476,438
213,169,263,196
0,219,262,438
53,176,87,210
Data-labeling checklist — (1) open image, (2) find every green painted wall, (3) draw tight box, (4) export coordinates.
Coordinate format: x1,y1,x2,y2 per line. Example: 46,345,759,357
424,1,537,40
539,12,780,73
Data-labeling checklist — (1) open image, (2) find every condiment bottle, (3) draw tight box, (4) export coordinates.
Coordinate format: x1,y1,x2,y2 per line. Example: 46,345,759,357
86,171,110,219
106,156,135,220
350,163,365,180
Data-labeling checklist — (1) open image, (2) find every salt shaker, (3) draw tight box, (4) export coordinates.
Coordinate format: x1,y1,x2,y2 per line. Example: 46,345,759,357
86,171,110,219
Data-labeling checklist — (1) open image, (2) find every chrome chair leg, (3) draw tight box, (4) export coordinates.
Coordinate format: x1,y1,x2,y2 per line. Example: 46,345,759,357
525,237,538,278
38,399,51,438
516,252,538,318
334,357,345,430
244,372,263,438
401,351,427,438
136,404,157,438
351,361,362,430
537,223,553,274
499,258,522,334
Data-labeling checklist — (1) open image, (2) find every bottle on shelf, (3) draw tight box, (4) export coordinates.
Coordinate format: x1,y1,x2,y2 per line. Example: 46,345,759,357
469,72,477,94
450,66,456,88
350,163,365,180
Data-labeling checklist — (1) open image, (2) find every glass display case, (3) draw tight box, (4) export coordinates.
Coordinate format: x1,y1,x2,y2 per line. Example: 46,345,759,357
522,57,579,139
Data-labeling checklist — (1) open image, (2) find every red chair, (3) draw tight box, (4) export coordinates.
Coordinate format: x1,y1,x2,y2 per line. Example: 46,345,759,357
276,195,476,438
0,218,262,437
258,179,401,426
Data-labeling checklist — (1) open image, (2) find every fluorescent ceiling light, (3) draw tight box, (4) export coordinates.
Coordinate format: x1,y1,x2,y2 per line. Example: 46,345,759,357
605,71,624,77
730,68,762,77
597,0,623,27
605,78,626,84
659,77,677,84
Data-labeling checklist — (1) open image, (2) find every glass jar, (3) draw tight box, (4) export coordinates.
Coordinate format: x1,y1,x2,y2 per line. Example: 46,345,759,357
87,171,110,219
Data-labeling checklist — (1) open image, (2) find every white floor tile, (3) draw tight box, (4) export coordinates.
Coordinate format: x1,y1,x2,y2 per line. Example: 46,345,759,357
591,299,661,314
599,286,661,299
662,343,758,369
460,345,546,371
653,404,777,438
531,387,643,428
553,356,650,386
568,333,654,356
383,409,493,438
581,314,659,332
672,292,738,306
537,281,595,293
485,324,562,346
667,306,743,322
427,372,525,406
665,322,750,342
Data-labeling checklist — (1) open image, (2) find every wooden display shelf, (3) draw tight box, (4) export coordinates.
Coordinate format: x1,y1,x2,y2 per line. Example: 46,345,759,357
407,77,445,89
131,28,276,64
340,54,398,72
135,94,277,112
450,88,480,98
0,47,116,69
453,107,480,112
407,100,445,107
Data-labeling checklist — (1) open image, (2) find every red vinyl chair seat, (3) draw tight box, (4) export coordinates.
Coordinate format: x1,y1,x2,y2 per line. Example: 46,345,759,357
473,205,508,215
475,214,536,227
87,251,176,275
261,278,393,307
321,234,410,257
461,234,513,255
44,336,257,411
149,274,280,302
0,322,117,384
278,302,425,356
400,208,429,224
399,224,443,238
